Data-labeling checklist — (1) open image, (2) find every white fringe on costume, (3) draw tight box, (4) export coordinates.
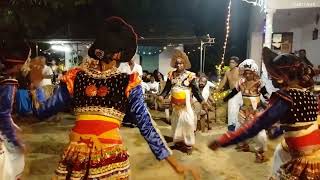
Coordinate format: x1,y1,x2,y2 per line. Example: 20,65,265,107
271,143,291,179
0,141,24,180
170,88,196,146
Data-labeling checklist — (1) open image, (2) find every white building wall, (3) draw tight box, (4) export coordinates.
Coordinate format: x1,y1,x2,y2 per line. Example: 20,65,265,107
247,6,265,68
274,22,320,66
158,45,184,79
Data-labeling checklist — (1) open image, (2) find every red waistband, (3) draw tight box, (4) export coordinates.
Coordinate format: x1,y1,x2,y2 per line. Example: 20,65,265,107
285,130,320,150
72,120,119,136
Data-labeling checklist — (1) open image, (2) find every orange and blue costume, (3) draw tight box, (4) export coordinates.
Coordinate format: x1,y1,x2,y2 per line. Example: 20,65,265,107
34,64,171,179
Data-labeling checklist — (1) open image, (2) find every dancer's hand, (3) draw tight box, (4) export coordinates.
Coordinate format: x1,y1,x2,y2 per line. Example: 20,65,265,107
166,156,200,180
208,140,220,151
158,96,164,102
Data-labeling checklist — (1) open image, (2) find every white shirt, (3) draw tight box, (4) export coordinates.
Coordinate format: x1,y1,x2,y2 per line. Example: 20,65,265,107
118,62,143,77
41,65,53,86
201,85,211,101
192,83,211,103
141,82,150,94
206,81,216,89
147,81,159,94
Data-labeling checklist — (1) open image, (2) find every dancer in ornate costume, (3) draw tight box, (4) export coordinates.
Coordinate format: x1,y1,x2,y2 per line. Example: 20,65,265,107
210,47,320,180
32,17,197,180
0,41,30,180
159,50,207,154
223,59,269,162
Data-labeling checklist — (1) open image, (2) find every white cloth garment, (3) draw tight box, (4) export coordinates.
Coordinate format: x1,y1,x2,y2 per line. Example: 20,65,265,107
41,65,53,86
206,81,216,89
171,88,196,145
118,62,143,77
201,85,211,102
147,81,159,94
192,83,210,103
271,143,291,179
141,82,150,94
0,141,24,180
228,92,242,126
254,130,268,152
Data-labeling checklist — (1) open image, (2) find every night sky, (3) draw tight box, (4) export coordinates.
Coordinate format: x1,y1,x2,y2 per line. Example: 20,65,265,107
0,0,252,72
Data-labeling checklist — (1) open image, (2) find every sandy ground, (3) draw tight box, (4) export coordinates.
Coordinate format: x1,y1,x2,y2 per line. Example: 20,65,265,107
18,105,280,180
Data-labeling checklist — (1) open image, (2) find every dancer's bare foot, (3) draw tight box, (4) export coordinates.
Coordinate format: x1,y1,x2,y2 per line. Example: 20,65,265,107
255,151,267,163
235,144,250,152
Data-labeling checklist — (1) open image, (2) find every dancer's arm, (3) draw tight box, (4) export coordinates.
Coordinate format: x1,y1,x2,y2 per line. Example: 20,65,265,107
32,68,79,119
159,79,172,98
223,88,239,102
190,79,204,103
260,86,270,100
210,93,290,148
32,83,71,119
127,83,172,160
127,83,200,177
0,80,23,149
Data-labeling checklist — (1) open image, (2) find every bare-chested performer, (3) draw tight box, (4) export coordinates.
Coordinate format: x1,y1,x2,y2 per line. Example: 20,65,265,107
216,56,242,131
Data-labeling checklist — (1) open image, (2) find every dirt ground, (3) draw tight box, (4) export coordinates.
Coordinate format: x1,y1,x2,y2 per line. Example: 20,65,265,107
19,105,280,180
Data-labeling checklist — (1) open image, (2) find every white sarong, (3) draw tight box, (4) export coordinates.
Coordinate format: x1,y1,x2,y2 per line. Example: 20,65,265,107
228,92,242,127
171,88,196,146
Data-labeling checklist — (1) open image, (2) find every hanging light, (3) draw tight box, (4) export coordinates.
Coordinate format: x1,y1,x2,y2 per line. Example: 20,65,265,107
221,0,232,65
51,45,72,52
163,46,167,50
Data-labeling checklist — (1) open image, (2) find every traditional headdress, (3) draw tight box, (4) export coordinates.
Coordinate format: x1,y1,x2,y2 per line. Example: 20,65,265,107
88,16,137,62
262,47,314,88
238,59,259,73
170,49,191,69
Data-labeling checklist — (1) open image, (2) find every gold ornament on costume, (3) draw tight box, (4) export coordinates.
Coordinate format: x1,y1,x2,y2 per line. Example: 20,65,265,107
85,85,98,97
95,49,105,60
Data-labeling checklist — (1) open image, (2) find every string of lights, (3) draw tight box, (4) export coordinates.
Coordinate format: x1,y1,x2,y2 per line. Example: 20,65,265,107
136,45,202,56
220,0,232,67
217,0,266,80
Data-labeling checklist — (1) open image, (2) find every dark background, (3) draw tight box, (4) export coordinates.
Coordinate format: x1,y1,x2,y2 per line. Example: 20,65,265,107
0,0,252,73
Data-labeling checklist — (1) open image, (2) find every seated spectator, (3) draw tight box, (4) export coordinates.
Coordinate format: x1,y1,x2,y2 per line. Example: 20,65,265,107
118,59,143,76
193,75,215,132
147,75,159,94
